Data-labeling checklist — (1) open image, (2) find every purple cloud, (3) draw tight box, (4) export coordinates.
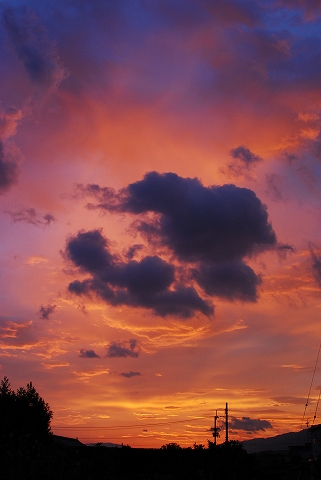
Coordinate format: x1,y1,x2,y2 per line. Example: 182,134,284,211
79,349,100,358
229,416,272,432
120,371,141,378
106,339,140,358
39,304,57,320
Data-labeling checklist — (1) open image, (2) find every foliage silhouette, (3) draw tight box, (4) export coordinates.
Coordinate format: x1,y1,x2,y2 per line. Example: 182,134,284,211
160,442,182,450
0,376,52,445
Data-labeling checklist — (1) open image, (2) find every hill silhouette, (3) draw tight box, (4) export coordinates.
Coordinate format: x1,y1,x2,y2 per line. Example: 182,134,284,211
242,429,310,453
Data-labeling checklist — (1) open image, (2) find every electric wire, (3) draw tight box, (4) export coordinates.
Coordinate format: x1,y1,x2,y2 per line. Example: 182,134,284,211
312,387,321,427
52,414,214,432
300,341,321,431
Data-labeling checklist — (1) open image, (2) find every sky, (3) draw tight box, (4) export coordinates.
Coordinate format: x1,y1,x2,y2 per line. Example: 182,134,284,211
1,0,321,448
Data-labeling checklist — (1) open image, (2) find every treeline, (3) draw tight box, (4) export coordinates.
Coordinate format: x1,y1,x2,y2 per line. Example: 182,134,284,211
0,376,52,447
0,377,317,479
1,440,316,480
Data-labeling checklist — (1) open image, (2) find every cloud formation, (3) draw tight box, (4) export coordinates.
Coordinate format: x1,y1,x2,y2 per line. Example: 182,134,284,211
72,172,277,309
225,146,262,178
39,304,57,320
65,229,213,318
192,260,262,302
106,339,140,358
5,207,56,226
120,371,141,378
0,106,22,139
79,349,100,358
0,142,19,194
80,172,276,262
310,246,321,286
229,416,273,432
2,7,66,93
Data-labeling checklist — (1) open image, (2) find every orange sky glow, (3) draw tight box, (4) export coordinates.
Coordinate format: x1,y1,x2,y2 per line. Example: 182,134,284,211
1,0,321,448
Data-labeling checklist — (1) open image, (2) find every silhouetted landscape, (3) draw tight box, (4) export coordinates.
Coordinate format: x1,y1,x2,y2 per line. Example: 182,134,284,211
1,377,321,479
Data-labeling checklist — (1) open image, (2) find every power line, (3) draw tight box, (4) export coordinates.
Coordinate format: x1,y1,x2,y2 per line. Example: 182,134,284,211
312,386,321,427
300,341,321,430
52,415,214,431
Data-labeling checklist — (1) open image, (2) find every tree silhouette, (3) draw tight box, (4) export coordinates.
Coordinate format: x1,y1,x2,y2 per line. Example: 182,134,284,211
160,442,182,449
0,376,52,445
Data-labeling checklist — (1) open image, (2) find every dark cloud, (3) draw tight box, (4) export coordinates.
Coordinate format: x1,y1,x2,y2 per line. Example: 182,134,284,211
310,246,321,286
125,244,145,260
0,141,19,194
79,349,100,358
39,303,57,320
192,260,262,302
120,371,141,378
5,207,56,226
72,172,277,306
276,243,295,260
79,172,277,263
106,339,140,358
65,229,213,318
2,7,66,92
229,416,272,432
230,146,261,166
65,229,115,275
223,146,262,178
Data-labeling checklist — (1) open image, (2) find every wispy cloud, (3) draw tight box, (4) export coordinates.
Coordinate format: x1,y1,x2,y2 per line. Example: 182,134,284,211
5,207,56,226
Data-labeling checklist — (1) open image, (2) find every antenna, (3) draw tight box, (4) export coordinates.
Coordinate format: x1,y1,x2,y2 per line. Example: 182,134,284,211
225,402,228,444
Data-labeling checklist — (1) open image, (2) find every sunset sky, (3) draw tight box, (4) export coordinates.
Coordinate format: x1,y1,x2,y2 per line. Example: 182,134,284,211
1,0,321,448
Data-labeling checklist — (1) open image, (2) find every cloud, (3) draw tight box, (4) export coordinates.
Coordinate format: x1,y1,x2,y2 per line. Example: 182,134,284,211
230,146,261,166
277,0,321,19
39,303,57,320
125,244,145,260
265,173,286,202
225,145,262,178
64,229,115,275
192,260,262,302
2,7,66,93
229,416,273,432
5,207,56,226
120,371,141,378
72,172,278,306
106,339,140,358
79,172,277,263
310,246,321,287
0,141,19,194
0,106,22,139
272,395,310,405
79,349,100,358
65,229,213,318
0,318,34,346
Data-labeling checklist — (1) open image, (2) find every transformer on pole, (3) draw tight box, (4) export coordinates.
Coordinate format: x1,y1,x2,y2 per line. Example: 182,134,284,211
212,410,220,445
212,403,229,445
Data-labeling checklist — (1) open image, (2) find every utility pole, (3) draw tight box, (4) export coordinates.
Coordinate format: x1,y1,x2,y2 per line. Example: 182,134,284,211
213,410,219,445
211,403,229,446
225,402,228,444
